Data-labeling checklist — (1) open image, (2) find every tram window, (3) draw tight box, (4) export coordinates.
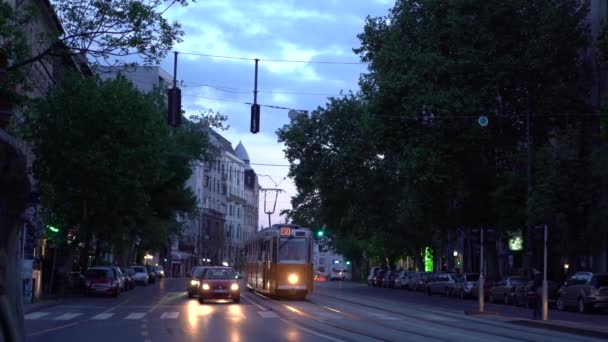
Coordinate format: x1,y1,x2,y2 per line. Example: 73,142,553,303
272,237,278,263
278,238,308,262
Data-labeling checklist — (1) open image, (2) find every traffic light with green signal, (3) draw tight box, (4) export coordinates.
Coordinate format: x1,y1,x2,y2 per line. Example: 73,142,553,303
46,225,60,241
346,261,351,265
317,230,324,237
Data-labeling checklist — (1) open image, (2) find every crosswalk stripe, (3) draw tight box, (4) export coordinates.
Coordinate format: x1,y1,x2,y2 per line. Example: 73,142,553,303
24,312,51,320
125,312,146,320
257,311,278,318
53,313,82,321
160,312,179,319
91,313,114,320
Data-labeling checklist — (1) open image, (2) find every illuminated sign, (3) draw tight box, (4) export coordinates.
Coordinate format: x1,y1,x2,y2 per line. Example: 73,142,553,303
509,236,523,251
280,227,291,236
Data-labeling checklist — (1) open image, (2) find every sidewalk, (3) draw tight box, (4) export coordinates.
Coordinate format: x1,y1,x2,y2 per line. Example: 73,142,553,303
23,298,63,314
507,318,608,340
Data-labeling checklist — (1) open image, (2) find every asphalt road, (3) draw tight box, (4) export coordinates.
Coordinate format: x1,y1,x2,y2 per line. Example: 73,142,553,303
24,278,607,341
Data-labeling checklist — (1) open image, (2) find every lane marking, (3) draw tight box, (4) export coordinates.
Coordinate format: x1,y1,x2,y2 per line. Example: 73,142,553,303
24,312,51,320
125,312,146,320
53,313,82,321
279,318,345,342
257,311,278,318
242,294,267,310
91,313,114,320
160,311,179,319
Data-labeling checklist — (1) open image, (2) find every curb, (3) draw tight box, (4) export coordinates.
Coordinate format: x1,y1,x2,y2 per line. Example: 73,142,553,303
464,309,499,316
23,299,63,314
509,319,608,339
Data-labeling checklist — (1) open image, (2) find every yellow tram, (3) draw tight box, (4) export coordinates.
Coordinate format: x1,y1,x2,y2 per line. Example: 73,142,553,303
244,224,314,299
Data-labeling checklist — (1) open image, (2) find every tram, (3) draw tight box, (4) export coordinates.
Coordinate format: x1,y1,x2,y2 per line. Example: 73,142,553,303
244,224,314,299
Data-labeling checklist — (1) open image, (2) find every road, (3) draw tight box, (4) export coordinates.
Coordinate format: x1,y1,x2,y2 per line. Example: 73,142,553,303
25,278,607,342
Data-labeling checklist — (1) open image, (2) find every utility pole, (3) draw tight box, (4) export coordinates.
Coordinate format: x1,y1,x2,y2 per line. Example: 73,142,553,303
250,59,260,133
525,88,533,274
478,226,485,313
542,224,548,320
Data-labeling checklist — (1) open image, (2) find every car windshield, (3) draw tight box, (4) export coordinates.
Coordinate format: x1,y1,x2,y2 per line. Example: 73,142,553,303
278,237,308,262
85,269,111,278
132,267,146,273
192,267,206,277
203,268,234,279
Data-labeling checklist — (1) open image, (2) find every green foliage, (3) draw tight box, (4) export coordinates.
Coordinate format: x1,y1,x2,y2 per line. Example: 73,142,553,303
23,74,207,251
279,0,593,262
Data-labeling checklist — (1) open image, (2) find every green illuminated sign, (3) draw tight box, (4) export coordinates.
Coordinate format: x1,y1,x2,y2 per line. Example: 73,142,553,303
424,247,433,272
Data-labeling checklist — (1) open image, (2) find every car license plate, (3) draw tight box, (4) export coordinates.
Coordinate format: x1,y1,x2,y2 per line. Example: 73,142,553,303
95,287,106,292
213,289,227,294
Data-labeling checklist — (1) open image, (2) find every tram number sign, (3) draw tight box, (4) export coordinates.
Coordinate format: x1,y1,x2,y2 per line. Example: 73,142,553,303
280,227,291,236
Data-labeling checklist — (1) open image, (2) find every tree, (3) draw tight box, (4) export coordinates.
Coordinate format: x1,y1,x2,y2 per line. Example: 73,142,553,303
23,74,208,264
4,0,191,71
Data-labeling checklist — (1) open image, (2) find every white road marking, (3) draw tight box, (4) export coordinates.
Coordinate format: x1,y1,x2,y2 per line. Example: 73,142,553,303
91,313,114,320
257,311,278,318
24,312,51,320
419,314,459,322
125,312,146,320
53,313,83,321
242,294,267,310
279,318,345,342
160,312,179,319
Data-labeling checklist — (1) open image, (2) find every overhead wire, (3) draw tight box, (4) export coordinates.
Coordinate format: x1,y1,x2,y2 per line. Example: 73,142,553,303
177,51,365,65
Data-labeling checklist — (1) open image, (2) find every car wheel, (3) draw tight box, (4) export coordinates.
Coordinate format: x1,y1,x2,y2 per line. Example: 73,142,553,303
504,294,509,305
556,296,565,311
445,288,450,297
489,293,494,303
198,298,205,304
426,287,432,296
459,291,465,300
234,298,240,303
188,291,194,299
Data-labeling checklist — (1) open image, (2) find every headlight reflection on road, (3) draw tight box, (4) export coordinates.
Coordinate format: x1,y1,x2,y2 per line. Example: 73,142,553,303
228,304,244,321
286,329,300,341
187,301,215,330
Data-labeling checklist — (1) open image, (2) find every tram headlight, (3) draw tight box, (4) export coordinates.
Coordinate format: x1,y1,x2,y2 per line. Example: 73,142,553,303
288,274,299,284
202,283,210,291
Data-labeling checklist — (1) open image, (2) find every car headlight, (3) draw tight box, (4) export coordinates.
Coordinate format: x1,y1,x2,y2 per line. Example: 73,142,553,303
202,283,210,291
190,279,199,286
339,272,343,276
231,283,239,291
288,274,299,284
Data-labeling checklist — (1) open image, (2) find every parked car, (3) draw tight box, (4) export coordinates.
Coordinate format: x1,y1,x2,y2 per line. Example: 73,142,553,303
556,272,608,313
146,265,157,283
450,273,480,299
367,266,385,286
373,269,387,287
330,268,348,281
187,266,207,298
407,272,433,291
131,265,150,286
314,271,327,282
82,267,121,297
98,265,127,292
513,280,559,308
381,270,398,288
489,276,527,305
470,278,494,300
426,273,461,296
395,271,416,289
197,266,240,303
120,267,136,290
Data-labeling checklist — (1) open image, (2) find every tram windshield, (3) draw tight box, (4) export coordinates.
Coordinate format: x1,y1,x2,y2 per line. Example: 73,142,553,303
278,238,308,263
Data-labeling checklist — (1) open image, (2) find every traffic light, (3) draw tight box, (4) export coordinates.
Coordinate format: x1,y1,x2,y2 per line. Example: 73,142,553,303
47,225,59,233
346,261,351,265
163,258,168,262
46,225,60,241
317,230,324,237
250,104,260,133
167,87,182,127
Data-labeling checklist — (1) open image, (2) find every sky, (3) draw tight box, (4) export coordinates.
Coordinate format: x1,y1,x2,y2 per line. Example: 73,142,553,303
160,0,394,228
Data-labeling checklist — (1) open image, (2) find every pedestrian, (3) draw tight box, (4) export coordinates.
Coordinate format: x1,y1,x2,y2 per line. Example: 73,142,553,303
530,269,542,320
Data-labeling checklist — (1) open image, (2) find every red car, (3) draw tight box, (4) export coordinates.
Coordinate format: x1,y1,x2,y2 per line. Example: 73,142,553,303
83,267,121,297
197,267,240,303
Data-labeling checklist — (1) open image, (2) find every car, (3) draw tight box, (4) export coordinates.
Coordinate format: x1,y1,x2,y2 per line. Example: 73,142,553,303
556,272,608,313
154,265,165,278
381,270,398,288
98,265,127,292
489,276,527,305
330,268,348,281
131,265,150,286
367,266,385,286
187,266,207,298
426,273,461,296
82,267,121,297
450,273,480,299
146,265,157,283
197,266,240,303
120,267,136,290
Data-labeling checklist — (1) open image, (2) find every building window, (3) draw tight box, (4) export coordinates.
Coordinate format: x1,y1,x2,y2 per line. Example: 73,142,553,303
204,175,210,188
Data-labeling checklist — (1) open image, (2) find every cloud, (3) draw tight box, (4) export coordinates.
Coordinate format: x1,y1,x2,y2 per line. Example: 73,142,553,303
158,0,392,226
